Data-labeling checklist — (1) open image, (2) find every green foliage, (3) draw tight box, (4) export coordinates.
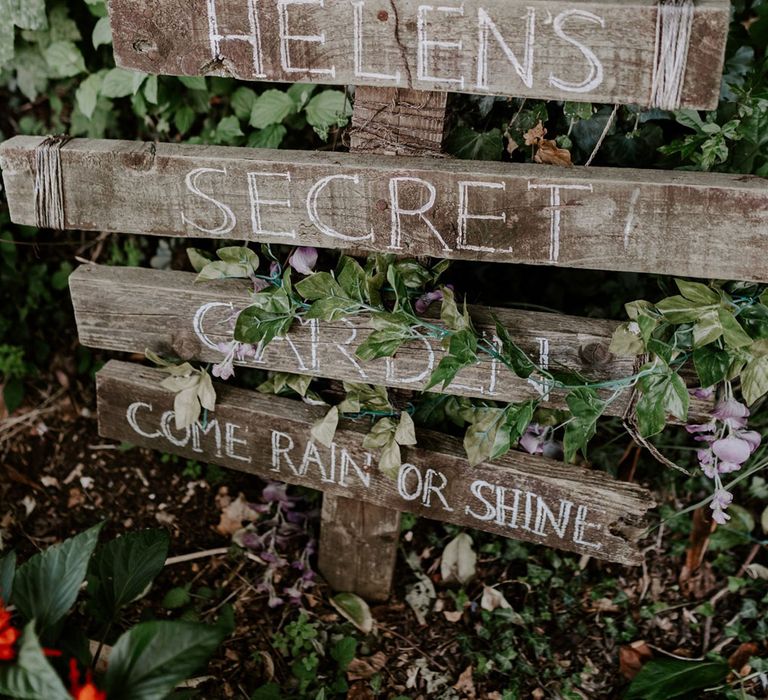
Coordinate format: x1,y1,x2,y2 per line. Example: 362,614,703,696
0,525,227,698
624,658,729,699
12,522,103,635
104,621,227,700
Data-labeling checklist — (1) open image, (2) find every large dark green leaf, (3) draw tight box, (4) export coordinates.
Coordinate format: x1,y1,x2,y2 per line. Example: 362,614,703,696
88,529,170,624
624,658,728,700
494,318,536,379
692,345,730,388
0,551,15,604
0,623,70,700
105,621,226,700
12,523,103,633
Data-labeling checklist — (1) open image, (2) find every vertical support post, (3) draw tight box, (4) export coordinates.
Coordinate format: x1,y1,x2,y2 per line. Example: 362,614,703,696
318,87,448,601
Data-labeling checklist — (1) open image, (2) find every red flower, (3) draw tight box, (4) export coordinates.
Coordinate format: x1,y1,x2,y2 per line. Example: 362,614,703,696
0,601,20,661
69,659,107,700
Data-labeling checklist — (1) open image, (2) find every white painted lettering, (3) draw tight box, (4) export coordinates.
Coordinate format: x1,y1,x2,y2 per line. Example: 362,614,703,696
548,10,604,93
527,182,593,262
247,171,296,239
457,180,506,253
389,176,450,251
417,4,465,87
476,7,534,90
307,174,373,241
182,168,237,236
277,0,336,76
126,402,161,439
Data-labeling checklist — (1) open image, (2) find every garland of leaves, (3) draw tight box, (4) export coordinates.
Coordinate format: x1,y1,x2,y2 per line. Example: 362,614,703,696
148,244,768,522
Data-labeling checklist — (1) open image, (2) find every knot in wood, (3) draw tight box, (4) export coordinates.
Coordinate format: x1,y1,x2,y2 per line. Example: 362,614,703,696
579,342,614,367
377,10,389,21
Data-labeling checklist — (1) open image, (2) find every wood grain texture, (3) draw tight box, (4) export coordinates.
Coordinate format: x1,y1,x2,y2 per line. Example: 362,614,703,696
69,263,713,422
108,0,727,108
320,86,448,599
4,136,767,281
96,360,655,565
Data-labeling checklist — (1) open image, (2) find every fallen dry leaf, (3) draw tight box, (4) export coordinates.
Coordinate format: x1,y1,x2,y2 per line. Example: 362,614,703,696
481,586,511,612
443,610,463,623
534,139,573,167
347,651,387,681
67,487,85,509
523,121,546,146
217,493,261,536
619,640,653,680
346,681,374,700
453,665,476,699
728,642,758,673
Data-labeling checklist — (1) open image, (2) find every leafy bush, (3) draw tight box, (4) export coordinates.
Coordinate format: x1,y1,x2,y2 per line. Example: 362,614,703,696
0,526,230,699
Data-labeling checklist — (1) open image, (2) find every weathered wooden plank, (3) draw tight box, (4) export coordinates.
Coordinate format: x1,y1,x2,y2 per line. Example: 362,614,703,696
4,136,767,281
69,264,713,421
108,0,728,109
96,360,655,565
349,87,448,156
321,86,448,599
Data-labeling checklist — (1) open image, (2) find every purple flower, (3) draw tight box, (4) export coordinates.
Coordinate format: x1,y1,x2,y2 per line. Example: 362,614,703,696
270,261,281,277
697,448,713,465
686,421,716,434
212,340,256,380
736,430,761,454
267,595,285,608
710,488,733,525
717,461,742,474
415,290,443,314
288,247,318,275
691,387,714,399
712,399,750,429
519,429,544,455
712,436,752,465
253,278,271,293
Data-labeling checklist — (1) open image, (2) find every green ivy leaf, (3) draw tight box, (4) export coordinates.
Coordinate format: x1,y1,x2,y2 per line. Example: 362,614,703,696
636,369,689,437
692,345,730,388
691,308,723,347
87,529,170,625
494,318,535,378
463,407,507,466
718,308,752,348
362,417,397,450
161,587,191,610
105,621,226,700
675,279,719,305
439,287,470,332
655,295,711,323
445,126,502,160
296,272,343,301
356,324,411,361
395,412,417,446
609,322,645,356
742,354,768,405
305,296,355,321
310,406,339,448
337,256,367,302
12,523,104,634
426,329,478,390
564,388,606,461
249,89,295,129
0,623,70,700
186,248,212,273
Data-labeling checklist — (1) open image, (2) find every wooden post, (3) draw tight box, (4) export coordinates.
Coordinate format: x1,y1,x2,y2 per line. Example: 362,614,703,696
317,87,448,600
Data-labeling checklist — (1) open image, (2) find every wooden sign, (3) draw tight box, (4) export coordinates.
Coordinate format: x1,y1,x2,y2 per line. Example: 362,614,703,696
3,136,768,281
69,263,713,421
108,0,728,108
97,360,655,564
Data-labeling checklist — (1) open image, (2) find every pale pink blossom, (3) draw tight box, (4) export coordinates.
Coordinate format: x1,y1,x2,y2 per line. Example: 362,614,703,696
712,435,752,465
288,247,318,275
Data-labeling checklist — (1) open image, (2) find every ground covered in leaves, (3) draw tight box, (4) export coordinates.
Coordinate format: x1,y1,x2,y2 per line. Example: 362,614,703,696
1,365,766,699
